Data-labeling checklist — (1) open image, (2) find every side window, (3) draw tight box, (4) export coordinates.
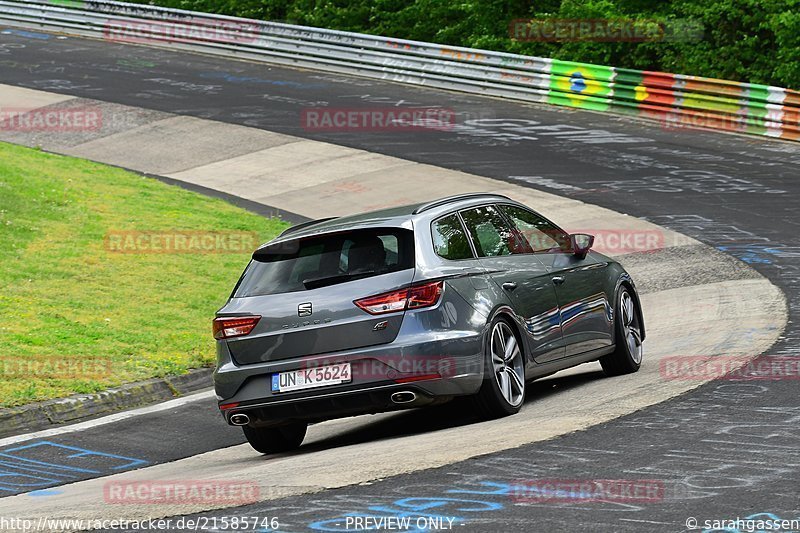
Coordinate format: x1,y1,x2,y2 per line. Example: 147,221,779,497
432,214,474,260
459,205,520,257
500,204,571,253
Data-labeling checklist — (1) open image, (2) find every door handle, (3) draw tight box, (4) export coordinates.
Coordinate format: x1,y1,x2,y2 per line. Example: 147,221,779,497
502,282,517,291
552,276,565,285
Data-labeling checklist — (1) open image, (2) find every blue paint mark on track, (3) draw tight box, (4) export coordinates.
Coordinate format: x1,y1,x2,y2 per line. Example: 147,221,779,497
27,488,64,497
308,482,510,531
0,441,147,494
2,29,51,40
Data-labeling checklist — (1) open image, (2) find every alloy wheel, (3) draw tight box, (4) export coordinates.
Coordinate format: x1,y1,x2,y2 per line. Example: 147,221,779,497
490,321,525,407
621,291,643,364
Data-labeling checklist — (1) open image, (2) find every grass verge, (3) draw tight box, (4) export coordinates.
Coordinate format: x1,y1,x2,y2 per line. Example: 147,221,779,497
0,142,289,407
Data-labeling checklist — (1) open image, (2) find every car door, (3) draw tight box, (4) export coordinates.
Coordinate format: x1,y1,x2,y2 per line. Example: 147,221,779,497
459,204,565,365
499,204,614,358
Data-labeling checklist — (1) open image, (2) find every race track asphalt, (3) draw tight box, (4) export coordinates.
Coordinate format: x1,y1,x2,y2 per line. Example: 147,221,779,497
0,28,798,532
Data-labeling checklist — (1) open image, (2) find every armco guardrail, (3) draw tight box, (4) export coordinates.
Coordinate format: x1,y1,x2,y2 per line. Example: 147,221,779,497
1,0,798,141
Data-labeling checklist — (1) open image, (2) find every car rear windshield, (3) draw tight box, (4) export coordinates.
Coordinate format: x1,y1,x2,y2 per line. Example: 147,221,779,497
233,228,415,297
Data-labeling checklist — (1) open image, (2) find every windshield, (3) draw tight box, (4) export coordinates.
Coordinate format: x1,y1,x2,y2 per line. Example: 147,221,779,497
233,228,415,297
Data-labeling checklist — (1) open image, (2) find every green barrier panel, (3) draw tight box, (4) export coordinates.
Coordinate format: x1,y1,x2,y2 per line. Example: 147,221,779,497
547,61,615,111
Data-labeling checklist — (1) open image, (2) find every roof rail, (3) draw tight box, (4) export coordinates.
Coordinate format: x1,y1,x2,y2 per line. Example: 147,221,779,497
278,216,338,238
412,193,512,215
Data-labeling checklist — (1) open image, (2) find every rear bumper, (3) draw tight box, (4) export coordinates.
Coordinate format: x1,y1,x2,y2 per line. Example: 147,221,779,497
214,334,484,426
222,382,456,427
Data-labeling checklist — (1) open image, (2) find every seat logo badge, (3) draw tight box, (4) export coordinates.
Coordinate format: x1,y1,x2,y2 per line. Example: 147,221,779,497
373,320,389,331
298,303,313,317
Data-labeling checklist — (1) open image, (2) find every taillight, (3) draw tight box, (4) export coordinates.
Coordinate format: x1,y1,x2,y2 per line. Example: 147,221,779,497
407,281,444,309
213,316,261,339
354,281,444,315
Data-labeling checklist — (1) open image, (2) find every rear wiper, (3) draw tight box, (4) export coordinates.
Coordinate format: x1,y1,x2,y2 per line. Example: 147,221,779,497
302,270,382,290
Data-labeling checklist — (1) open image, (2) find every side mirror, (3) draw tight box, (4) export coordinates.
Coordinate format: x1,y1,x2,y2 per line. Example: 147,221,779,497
570,233,594,259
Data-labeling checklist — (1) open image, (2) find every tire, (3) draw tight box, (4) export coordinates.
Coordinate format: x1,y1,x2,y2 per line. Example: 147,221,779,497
242,423,307,454
600,285,643,376
473,316,526,419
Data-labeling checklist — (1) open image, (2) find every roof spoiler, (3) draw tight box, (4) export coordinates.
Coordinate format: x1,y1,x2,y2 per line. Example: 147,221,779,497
278,216,339,238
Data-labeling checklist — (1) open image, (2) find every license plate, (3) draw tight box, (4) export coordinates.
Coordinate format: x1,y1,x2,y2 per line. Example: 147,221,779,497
271,362,351,393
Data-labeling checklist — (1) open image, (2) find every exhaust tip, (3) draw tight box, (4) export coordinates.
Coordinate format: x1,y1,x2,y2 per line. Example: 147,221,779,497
230,413,250,426
391,391,417,404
